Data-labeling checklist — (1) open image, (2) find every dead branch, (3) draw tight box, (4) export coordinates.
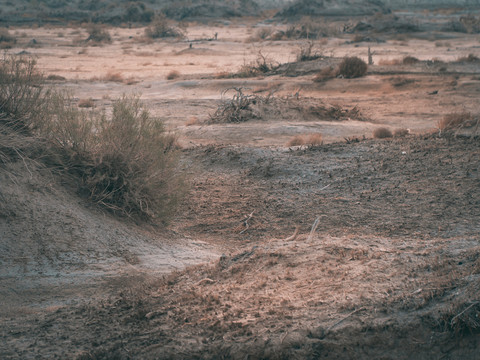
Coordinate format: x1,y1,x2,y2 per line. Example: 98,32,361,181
194,278,216,286
307,217,320,241
284,226,299,241
450,301,479,327
326,307,366,332
240,210,255,234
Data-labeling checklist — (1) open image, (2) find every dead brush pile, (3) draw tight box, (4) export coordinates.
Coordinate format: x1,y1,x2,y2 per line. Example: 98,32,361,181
208,87,274,123
437,112,479,137
209,87,367,124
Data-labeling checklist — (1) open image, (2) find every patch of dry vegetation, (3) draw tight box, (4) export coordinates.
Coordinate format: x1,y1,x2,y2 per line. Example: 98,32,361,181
0,28,16,49
394,128,410,137
85,24,111,44
236,51,280,78
438,112,478,133
313,66,337,82
337,56,368,78
166,70,180,80
286,133,323,147
373,127,393,139
0,55,184,222
102,71,124,83
296,41,322,62
456,54,480,63
144,14,184,39
78,98,94,108
209,87,272,123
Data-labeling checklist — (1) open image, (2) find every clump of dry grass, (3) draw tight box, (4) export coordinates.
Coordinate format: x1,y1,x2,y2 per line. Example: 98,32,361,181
166,70,180,80
236,51,279,78
286,133,323,147
313,66,337,82
0,28,16,48
78,98,94,108
373,127,393,139
394,128,410,137
337,56,368,78
297,41,322,62
378,58,402,66
46,74,66,81
103,71,124,83
403,56,420,65
185,117,199,126
455,54,480,63
85,24,111,44
286,135,305,147
251,27,272,41
438,112,476,132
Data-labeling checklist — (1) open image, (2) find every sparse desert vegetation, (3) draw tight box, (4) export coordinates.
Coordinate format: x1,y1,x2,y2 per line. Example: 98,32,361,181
1,1,480,359
337,56,368,78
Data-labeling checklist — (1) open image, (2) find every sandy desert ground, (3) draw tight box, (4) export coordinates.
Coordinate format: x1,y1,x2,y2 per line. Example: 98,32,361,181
1,7,480,360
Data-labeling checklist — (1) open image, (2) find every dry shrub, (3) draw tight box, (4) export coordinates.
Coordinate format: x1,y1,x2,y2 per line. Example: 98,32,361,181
456,54,480,63
286,133,322,147
209,87,277,123
378,58,402,66
313,66,336,82
403,56,420,65
0,55,45,163
78,98,94,108
286,135,306,147
282,17,338,40
394,128,410,137
305,133,323,145
46,74,66,81
373,127,393,139
40,94,184,221
0,55,184,221
446,14,480,34
103,71,124,83
254,27,272,41
185,116,198,126
145,14,184,39
209,88,259,123
166,70,180,80
438,112,476,131
0,54,45,132
214,71,231,79
0,28,16,48
297,41,321,62
236,51,279,78
85,24,111,44
337,56,368,78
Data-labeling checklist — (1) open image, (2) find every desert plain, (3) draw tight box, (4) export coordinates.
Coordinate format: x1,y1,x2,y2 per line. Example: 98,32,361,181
1,1,480,359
